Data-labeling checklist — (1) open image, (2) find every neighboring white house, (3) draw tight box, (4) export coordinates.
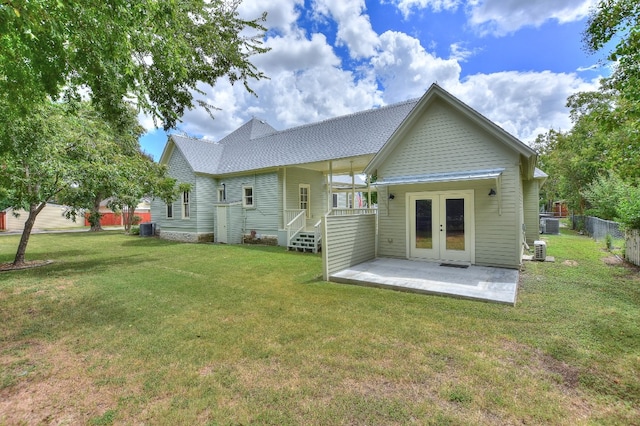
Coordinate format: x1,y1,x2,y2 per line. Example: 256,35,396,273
151,84,546,270
1,204,85,232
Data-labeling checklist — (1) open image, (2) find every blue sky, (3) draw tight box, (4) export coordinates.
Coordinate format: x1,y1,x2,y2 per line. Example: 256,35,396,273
139,0,606,161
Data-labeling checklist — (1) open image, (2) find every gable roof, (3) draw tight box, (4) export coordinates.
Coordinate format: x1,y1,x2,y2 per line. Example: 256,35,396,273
364,84,538,179
161,99,419,175
161,84,538,178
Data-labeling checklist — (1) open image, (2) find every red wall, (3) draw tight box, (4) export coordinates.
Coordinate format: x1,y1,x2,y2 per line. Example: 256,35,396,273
84,212,151,226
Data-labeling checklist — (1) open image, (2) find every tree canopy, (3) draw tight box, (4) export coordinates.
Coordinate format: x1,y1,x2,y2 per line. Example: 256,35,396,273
0,0,268,129
537,0,640,229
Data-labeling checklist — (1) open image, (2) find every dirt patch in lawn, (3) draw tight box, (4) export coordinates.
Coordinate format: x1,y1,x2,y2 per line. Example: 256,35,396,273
0,260,53,272
0,341,118,425
601,255,624,266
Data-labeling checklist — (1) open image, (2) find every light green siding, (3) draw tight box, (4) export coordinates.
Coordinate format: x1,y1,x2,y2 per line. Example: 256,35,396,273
215,172,281,237
376,99,523,268
195,174,216,234
323,214,377,279
284,167,328,223
523,179,540,245
151,145,199,237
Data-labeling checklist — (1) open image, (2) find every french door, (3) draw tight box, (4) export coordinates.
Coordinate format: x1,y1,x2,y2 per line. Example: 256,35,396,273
408,191,474,263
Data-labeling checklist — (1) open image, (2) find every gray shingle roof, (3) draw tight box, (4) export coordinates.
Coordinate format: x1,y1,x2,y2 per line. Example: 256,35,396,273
167,98,419,175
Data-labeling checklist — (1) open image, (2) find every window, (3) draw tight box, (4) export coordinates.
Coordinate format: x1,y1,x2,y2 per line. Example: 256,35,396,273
332,193,338,208
182,191,190,218
166,203,173,219
299,184,310,218
218,187,225,202
243,186,254,208
347,193,353,209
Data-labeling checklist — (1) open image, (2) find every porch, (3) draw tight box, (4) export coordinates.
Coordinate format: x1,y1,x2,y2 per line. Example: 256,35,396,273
329,257,519,305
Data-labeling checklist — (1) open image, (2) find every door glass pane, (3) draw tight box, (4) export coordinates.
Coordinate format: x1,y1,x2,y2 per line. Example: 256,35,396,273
446,198,465,251
415,199,433,249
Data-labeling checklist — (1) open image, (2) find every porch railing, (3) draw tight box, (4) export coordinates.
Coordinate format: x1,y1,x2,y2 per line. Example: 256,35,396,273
329,208,377,216
286,209,306,245
314,219,322,247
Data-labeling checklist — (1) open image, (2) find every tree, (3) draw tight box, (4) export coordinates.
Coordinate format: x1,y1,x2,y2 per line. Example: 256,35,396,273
0,0,268,129
58,103,146,232
106,151,177,233
0,101,96,265
584,0,640,109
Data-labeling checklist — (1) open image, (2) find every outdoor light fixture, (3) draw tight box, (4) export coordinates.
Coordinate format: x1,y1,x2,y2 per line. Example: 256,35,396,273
388,193,395,200
488,188,497,197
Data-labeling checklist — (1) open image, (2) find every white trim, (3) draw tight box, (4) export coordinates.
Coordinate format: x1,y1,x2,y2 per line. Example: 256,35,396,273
299,184,311,218
182,191,191,219
242,185,254,208
406,190,475,264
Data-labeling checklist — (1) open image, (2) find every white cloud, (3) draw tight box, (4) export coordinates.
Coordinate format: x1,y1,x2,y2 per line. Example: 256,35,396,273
468,0,597,36
449,42,481,62
312,0,380,58
372,31,462,103
237,0,304,35
386,0,462,19
449,71,600,141
140,0,603,161
386,0,596,35
252,31,341,72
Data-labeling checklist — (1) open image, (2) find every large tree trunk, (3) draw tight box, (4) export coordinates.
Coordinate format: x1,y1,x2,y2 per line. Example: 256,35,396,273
13,202,46,266
89,195,104,232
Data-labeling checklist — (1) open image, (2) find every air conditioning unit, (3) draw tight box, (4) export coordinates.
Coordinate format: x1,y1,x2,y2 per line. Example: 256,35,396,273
534,240,547,261
545,219,560,234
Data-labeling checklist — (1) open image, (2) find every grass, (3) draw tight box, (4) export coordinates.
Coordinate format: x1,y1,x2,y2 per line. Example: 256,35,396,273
0,229,639,424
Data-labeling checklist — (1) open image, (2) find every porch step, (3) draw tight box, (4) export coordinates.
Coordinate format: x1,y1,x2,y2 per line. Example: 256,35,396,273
288,232,322,253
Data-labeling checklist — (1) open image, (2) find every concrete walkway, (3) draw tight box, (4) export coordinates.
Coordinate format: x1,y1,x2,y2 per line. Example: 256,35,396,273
329,257,519,305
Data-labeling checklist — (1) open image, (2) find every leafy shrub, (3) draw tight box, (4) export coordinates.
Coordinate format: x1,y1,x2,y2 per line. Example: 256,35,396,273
617,185,640,230
582,174,624,220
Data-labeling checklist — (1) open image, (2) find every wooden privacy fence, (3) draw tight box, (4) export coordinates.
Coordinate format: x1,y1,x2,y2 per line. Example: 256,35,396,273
84,211,151,227
626,229,640,267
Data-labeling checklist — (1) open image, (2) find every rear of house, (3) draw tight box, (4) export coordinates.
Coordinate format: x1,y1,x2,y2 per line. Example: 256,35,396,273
151,84,545,273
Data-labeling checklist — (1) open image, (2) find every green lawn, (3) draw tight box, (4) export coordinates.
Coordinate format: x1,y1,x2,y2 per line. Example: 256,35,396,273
0,230,638,425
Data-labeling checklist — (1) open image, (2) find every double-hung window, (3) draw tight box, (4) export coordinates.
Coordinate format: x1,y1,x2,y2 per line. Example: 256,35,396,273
182,191,190,218
242,186,254,208
166,203,173,219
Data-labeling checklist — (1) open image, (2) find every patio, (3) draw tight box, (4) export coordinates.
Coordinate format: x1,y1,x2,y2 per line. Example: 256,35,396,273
329,257,519,305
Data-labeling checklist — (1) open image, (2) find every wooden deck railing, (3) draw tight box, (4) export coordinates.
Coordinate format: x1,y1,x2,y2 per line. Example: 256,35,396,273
286,209,306,246
313,219,322,247
329,208,377,216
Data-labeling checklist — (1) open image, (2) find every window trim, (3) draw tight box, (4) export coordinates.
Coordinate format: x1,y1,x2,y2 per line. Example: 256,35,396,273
242,185,254,208
182,191,190,219
299,184,311,218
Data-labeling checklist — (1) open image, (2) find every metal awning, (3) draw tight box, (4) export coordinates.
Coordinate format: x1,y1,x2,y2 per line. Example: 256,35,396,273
372,168,505,186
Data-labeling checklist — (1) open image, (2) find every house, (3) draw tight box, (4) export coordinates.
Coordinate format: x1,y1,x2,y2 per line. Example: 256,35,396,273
331,174,368,209
1,203,85,232
151,84,546,271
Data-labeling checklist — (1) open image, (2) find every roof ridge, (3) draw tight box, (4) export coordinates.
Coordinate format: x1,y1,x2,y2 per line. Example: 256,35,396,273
171,134,217,144
252,98,419,141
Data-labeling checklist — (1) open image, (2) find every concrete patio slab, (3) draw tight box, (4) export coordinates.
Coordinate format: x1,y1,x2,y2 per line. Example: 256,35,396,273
329,258,519,305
